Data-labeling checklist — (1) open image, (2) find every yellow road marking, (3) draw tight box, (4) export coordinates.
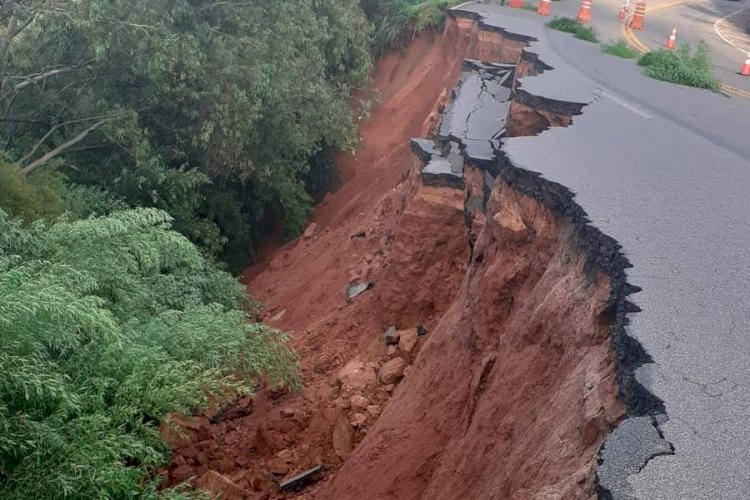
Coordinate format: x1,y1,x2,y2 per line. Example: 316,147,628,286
619,2,750,99
645,0,691,13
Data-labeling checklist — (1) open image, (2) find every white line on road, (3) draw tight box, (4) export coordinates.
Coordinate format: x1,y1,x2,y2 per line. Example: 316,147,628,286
600,91,654,119
714,6,750,54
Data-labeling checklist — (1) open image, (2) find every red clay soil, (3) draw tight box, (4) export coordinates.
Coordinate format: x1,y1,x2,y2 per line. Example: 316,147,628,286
315,181,624,500
165,16,624,500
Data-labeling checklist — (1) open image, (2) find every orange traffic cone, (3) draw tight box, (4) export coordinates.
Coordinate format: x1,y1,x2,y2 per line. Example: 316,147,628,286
665,27,677,50
509,0,524,8
538,0,551,16
577,0,593,23
629,0,646,30
740,53,750,76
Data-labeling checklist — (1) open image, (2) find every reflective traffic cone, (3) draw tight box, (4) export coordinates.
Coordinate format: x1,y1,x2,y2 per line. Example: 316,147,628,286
618,2,627,20
629,0,646,30
665,27,677,50
538,0,551,16
509,0,524,8
577,0,593,23
741,53,750,76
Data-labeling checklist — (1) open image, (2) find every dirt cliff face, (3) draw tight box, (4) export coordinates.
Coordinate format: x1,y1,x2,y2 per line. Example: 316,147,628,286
317,180,623,500
166,15,625,500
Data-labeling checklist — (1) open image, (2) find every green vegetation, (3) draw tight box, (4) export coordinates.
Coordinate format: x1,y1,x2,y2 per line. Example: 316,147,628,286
0,0,468,496
0,0,374,272
638,42,719,89
361,0,464,55
547,16,599,43
0,208,297,497
601,39,641,59
522,3,540,12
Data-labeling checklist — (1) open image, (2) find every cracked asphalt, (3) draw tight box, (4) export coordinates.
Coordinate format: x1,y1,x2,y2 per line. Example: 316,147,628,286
453,3,750,498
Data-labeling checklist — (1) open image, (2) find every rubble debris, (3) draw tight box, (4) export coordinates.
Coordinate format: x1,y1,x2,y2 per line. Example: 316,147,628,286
337,360,377,390
398,328,419,354
332,412,355,458
278,465,325,492
195,470,245,500
303,222,318,239
379,358,408,385
384,326,400,345
346,281,372,301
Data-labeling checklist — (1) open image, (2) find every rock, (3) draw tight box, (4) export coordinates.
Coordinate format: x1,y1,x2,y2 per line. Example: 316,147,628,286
247,469,273,491
276,448,294,463
303,222,318,239
383,326,400,345
398,328,419,353
378,357,408,385
350,395,370,412
337,360,377,390
386,345,397,357
267,457,290,476
195,470,245,500
417,325,428,337
385,384,395,393
332,413,355,459
350,412,368,428
346,281,371,301
280,408,296,418
366,405,381,417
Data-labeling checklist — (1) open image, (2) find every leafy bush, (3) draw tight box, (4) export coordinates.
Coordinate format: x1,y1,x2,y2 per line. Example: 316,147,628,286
0,208,297,497
638,42,718,89
0,162,65,223
547,17,599,43
601,39,641,59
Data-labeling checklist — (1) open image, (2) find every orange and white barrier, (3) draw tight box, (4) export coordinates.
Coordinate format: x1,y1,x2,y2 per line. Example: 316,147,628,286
665,27,677,50
509,0,524,8
538,0,551,16
629,0,646,30
577,0,593,23
740,53,750,76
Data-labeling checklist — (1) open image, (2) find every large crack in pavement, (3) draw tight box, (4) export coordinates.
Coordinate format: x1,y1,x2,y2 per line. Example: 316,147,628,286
443,8,675,500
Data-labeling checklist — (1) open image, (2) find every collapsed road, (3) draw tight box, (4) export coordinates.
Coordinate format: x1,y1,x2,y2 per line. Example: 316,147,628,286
448,4,750,499
168,4,749,500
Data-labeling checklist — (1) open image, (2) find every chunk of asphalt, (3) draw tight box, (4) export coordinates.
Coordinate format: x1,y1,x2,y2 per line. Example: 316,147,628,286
278,465,325,492
346,281,371,302
596,416,674,499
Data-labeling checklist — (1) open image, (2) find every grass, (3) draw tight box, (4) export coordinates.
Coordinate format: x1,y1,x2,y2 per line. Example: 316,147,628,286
547,16,599,43
521,3,538,11
601,39,641,59
637,41,719,89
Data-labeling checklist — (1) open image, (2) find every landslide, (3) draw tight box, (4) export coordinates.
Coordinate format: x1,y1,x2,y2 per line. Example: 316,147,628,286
166,15,625,500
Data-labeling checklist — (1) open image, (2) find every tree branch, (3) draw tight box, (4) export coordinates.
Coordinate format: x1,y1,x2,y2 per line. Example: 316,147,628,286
19,116,115,176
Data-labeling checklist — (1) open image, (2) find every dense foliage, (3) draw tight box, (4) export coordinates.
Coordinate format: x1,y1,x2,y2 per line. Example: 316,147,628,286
360,0,464,56
0,1,460,496
638,42,718,89
0,0,373,272
0,208,297,497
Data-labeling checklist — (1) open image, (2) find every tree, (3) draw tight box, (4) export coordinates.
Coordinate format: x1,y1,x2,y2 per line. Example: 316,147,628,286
0,0,373,271
0,208,297,497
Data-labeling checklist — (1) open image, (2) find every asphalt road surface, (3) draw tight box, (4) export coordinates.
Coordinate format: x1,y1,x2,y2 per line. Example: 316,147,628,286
454,3,750,498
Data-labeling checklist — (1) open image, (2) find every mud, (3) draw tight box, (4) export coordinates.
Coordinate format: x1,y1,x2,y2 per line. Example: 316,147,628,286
165,14,629,500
